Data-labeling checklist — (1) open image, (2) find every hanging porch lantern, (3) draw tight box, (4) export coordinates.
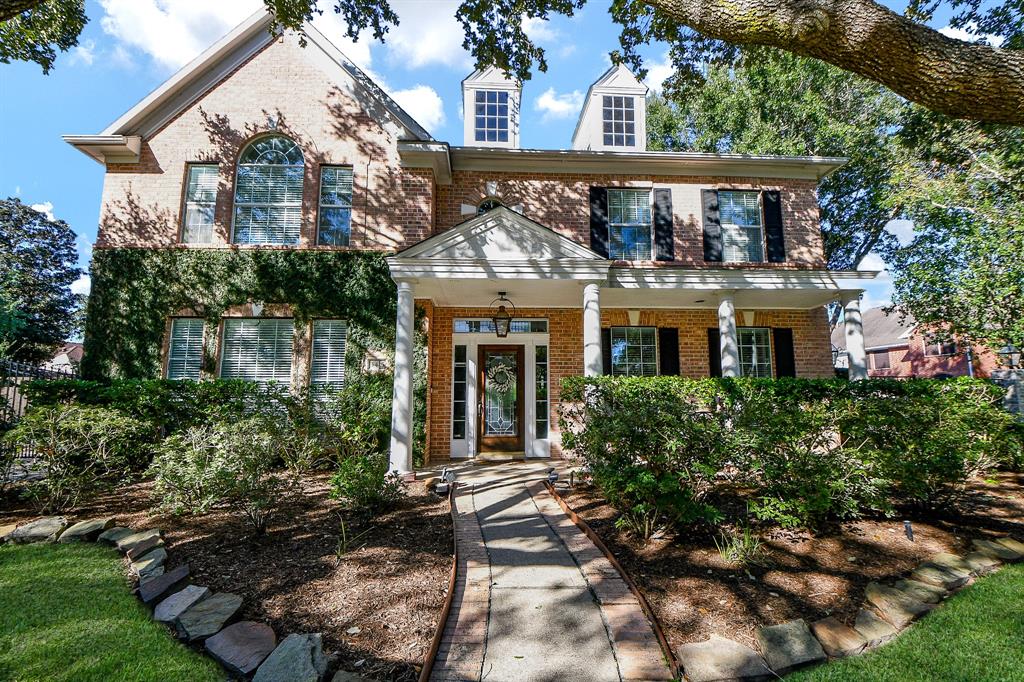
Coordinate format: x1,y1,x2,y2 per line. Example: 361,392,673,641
490,292,516,338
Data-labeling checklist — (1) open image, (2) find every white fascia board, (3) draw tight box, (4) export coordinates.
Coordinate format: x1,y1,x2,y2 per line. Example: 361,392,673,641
450,147,848,180
609,267,879,291
62,135,142,164
101,11,274,137
398,141,452,184
387,257,611,281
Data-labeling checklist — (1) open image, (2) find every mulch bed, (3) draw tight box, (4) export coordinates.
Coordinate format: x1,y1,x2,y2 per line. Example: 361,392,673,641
564,471,1024,652
0,474,453,681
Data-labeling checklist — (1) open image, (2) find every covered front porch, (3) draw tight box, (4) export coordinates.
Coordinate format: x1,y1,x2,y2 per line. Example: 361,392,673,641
384,207,877,472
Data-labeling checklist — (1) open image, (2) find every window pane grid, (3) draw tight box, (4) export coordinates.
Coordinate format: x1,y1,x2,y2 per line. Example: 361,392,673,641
311,320,347,388
452,319,548,334
232,136,303,246
610,326,657,376
535,345,548,439
318,166,353,246
719,191,765,263
167,318,203,380
474,90,510,143
602,95,636,147
608,189,652,260
738,328,772,378
182,165,218,244
453,345,467,440
220,318,293,385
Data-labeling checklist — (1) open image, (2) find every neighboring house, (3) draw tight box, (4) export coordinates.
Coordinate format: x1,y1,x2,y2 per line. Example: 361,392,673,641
830,307,999,378
65,11,876,471
46,342,84,371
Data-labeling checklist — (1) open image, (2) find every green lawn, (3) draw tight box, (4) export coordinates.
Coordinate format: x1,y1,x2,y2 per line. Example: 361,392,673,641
0,541,223,682
789,563,1024,682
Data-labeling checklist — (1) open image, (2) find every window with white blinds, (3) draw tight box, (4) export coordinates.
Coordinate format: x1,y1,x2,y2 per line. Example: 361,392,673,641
311,320,347,388
167,318,204,380
220,318,294,385
719,191,765,263
318,167,353,246
608,189,652,260
182,165,218,243
232,135,304,245
738,327,773,378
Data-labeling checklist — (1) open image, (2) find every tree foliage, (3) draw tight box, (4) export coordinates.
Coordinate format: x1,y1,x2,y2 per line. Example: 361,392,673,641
2,0,1021,122
0,197,80,361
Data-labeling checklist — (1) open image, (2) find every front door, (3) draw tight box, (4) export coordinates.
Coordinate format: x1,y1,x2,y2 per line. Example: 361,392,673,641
478,345,525,452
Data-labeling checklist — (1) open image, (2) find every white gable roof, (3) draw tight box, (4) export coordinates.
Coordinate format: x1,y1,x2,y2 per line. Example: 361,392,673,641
397,206,604,261
72,10,430,147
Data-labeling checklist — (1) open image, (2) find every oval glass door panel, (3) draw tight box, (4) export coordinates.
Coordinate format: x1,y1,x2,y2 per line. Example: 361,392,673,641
478,346,524,452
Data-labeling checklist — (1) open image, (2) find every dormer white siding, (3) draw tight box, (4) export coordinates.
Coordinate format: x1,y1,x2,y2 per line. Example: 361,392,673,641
571,64,648,152
462,67,521,149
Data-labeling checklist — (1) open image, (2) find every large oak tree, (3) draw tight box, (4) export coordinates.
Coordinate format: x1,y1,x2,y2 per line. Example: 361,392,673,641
2,0,1021,123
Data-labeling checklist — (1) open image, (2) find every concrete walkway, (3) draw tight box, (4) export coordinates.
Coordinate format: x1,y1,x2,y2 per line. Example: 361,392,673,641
429,462,673,682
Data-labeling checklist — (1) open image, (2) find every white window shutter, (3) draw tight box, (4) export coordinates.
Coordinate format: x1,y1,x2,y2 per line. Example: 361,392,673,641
167,318,204,380
311,320,347,388
220,318,293,385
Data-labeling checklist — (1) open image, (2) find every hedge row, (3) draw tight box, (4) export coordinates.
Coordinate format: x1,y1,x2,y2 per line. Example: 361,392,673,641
559,376,1022,534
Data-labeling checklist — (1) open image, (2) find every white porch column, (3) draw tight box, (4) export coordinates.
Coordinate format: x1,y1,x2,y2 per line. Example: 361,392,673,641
843,294,868,381
389,280,415,474
718,292,739,377
583,282,603,376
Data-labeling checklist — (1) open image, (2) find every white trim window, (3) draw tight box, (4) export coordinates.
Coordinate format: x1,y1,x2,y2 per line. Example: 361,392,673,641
602,95,636,147
311,319,347,389
719,191,765,263
318,166,353,246
182,164,218,243
167,318,204,380
738,327,772,377
474,90,510,143
924,340,957,356
608,189,652,260
610,326,658,376
220,318,293,385
232,135,304,245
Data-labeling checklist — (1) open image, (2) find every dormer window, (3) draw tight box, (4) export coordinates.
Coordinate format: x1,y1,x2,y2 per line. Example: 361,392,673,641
602,96,635,147
474,91,509,143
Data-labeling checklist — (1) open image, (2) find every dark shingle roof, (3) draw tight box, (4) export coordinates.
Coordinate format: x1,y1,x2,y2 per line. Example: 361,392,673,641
830,307,915,351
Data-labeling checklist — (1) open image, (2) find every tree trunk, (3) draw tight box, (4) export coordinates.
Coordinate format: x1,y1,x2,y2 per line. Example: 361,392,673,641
0,0,46,22
648,0,1024,125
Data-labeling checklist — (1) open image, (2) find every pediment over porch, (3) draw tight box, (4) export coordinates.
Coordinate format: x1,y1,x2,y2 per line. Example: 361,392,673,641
387,206,610,282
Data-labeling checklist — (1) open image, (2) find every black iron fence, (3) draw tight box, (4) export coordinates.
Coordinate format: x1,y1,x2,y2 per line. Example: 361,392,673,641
1,357,78,460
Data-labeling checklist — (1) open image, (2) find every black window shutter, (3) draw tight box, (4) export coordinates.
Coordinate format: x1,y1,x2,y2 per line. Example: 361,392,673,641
772,327,796,377
601,328,612,375
653,188,674,261
589,187,609,258
707,328,722,377
763,190,786,263
702,189,723,262
658,327,680,376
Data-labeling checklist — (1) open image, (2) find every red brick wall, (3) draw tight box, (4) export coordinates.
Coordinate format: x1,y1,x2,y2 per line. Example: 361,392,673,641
867,336,1000,378
424,305,833,462
97,35,433,251
435,171,826,267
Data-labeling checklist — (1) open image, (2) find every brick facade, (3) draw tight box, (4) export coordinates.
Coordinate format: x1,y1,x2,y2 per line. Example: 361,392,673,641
424,305,833,463
866,335,1000,379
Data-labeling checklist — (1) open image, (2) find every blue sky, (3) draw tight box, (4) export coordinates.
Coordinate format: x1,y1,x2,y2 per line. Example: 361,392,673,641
0,0,968,309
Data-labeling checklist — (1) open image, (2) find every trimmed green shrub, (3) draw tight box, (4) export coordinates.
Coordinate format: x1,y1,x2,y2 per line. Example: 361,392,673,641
329,452,405,513
148,417,288,532
3,405,151,512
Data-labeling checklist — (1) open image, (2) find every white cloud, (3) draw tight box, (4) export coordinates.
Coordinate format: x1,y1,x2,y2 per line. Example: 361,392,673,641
71,275,92,296
644,52,674,93
391,85,446,131
558,44,577,58
383,0,471,70
69,39,96,66
939,23,1005,47
858,251,890,279
534,87,584,120
522,16,558,43
75,233,93,266
885,219,915,247
30,201,55,220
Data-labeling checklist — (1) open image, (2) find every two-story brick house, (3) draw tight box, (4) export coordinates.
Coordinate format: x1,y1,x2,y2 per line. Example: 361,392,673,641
66,11,876,472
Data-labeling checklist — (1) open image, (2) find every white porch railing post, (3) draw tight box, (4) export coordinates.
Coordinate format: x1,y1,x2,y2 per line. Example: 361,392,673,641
843,294,869,381
389,280,415,474
718,292,739,377
583,282,602,377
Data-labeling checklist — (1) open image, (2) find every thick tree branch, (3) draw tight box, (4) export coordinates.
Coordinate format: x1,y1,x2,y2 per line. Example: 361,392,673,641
0,0,45,22
647,0,1024,125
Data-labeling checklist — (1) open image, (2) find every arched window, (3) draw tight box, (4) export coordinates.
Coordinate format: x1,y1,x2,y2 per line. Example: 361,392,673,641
232,135,304,245
477,198,503,215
